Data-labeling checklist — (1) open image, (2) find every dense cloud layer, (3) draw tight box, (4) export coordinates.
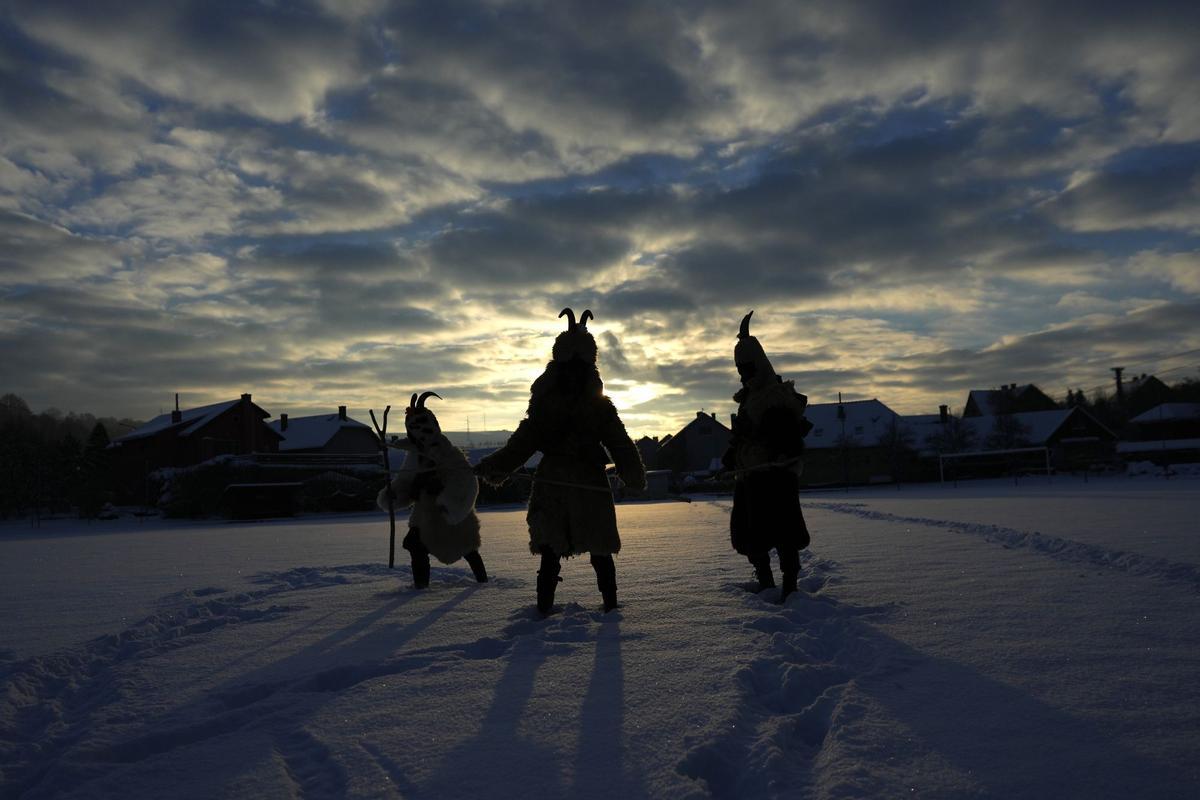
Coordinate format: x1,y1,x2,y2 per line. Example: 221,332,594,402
2,0,1198,434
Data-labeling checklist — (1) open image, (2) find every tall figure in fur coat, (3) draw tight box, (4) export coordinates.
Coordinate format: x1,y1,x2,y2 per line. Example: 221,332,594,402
377,392,488,589
722,311,813,602
477,309,646,614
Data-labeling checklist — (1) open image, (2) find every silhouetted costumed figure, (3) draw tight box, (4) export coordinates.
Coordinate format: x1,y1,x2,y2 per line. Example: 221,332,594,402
377,392,488,588
722,311,812,602
478,309,646,614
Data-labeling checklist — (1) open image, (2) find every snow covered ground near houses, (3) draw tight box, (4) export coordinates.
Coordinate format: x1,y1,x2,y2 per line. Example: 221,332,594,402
2,476,1199,799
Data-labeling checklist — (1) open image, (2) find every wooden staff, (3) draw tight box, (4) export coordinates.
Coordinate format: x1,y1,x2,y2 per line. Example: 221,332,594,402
369,406,396,568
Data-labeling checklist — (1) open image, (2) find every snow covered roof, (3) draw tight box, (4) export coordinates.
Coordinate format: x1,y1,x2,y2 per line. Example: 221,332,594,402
661,412,730,450
1130,403,1200,423
804,399,900,449
965,384,1054,415
903,407,1114,455
963,409,1075,445
269,413,372,451
115,400,240,442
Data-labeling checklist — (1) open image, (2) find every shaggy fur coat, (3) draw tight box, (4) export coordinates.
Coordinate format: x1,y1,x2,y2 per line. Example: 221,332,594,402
376,423,481,565
725,380,812,555
725,315,812,556
479,360,645,557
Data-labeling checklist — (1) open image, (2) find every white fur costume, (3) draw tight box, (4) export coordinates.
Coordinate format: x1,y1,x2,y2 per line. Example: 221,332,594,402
376,395,481,564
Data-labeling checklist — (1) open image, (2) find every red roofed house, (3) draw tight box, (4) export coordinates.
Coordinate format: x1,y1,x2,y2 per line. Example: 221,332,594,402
110,394,282,500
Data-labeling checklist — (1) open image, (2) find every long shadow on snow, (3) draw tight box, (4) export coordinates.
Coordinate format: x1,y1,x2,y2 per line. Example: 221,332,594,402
859,638,1198,799
677,561,1193,799
569,616,650,798
11,570,481,799
418,609,571,798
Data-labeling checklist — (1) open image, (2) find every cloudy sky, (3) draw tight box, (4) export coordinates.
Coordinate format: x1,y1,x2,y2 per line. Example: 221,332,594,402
2,0,1198,437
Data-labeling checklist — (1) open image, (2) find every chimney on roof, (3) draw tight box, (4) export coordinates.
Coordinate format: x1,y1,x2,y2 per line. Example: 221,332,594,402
338,405,347,421
1111,367,1125,403
280,413,288,432
242,393,251,403
939,404,949,423
171,393,182,424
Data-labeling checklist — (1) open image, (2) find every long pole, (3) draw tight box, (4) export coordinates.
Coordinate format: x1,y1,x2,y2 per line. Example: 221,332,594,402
369,407,396,568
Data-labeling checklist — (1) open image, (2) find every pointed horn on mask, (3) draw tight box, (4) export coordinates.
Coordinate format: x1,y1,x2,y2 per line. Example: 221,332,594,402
738,310,754,339
579,309,593,328
558,307,576,331
416,391,441,408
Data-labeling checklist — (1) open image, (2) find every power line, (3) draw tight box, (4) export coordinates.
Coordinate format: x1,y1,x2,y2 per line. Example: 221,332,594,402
1066,358,1200,400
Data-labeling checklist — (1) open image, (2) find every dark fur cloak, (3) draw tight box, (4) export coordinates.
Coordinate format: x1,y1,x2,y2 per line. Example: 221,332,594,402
725,312,812,555
479,360,645,557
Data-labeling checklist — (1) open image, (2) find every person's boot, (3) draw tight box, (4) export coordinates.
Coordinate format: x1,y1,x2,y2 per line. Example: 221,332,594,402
411,554,431,589
778,548,800,603
536,550,562,615
405,527,431,589
464,550,488,583
592,554,618,612
749,553,775,591
779,573,798,603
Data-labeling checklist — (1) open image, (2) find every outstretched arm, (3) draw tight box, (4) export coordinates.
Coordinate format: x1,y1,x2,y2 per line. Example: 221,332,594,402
476,418,539,485
601,402,646,491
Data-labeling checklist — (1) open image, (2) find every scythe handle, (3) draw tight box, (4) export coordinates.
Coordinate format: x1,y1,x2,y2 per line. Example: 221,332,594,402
370,406,397,569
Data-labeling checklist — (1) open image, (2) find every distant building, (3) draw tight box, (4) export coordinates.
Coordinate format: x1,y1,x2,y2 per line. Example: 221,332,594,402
800,399,909,485
963,384,1059,417
1118,403,1200,465
1127,403,1200,440
110,394,282,500
269,406,378,455
913,406,1117,476
654,412,731,475
636,435,662,467
111,393,281,471
1123,374,1175,418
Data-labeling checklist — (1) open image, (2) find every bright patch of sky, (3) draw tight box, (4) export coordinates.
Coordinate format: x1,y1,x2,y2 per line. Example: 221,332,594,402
2,1,1198,437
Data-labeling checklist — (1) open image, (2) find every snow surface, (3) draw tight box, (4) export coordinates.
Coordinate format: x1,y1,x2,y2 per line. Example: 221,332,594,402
2,476,1199,798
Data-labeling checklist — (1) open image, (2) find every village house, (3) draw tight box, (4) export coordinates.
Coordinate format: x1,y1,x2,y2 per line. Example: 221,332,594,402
1118,403,1200,466
1122,374,1175,418
963,384,1059,417
268,406,379,456
800,398,911,485
908,403,1117,479
652,412,730,475
111,393,280,471
109,394,282,501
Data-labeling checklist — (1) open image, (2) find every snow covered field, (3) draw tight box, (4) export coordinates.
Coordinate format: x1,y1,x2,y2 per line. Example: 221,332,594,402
2,476,1198,799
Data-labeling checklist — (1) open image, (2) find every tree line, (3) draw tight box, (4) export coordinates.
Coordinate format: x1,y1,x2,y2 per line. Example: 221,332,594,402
0,394,143,521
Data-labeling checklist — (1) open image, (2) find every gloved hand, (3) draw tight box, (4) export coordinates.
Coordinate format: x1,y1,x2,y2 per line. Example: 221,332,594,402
473,461,507,486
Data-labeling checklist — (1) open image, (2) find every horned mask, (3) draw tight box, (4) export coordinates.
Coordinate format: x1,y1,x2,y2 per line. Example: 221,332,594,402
734,310,777,390
405,391,443,448
552,307,597,363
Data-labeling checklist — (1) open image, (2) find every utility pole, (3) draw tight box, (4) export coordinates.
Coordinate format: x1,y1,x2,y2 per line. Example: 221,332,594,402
1111,367,1125,404
838,391,848,489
